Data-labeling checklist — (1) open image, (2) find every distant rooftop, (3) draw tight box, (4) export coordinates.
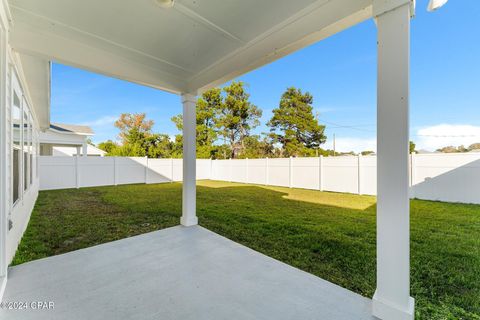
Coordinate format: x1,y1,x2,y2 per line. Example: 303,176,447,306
50,123,94,135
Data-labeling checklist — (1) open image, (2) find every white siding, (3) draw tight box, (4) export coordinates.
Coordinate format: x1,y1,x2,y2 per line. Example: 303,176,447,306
5,54,42,265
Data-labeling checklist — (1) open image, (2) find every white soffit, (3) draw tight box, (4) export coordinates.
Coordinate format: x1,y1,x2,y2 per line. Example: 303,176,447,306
17,53,50,130
8,0,372,94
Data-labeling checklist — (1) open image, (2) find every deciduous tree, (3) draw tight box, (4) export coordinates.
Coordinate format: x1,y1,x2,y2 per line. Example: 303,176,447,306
97,140,118,154
115,113,154,144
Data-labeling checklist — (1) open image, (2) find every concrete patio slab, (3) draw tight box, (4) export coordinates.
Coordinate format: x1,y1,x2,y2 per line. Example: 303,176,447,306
0,225,373,320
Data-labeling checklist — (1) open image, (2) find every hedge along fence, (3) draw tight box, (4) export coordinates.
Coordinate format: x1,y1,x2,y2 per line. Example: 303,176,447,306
39,153,480,204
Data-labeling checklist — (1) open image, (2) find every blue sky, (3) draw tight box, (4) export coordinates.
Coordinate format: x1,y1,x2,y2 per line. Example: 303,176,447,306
51,0,480,152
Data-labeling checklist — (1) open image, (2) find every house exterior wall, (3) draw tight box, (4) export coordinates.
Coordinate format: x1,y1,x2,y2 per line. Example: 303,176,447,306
0,3,8,296
5,58,41,265
0,1,42,272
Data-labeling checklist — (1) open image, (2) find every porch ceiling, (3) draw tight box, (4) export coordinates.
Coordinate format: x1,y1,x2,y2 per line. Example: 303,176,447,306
8,0,372,94
1,226,373,320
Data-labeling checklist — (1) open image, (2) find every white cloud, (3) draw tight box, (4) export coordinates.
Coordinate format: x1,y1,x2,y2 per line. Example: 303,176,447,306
415,124,480,151
323,137,376,153
81,115,117,127
320,124,480,153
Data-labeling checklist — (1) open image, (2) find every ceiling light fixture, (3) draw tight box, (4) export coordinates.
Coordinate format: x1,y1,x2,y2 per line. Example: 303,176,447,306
427,0,448,12
156,0,174,8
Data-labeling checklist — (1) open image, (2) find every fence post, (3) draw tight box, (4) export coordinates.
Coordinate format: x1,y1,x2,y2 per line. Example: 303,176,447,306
265,157,269,185
289,156,293,188
113,157,117,186
171,158,174,182
75,155,80,189
144,156,148,184
319,155,323,191
246,157,249,183
229,158,233,182
357,154,362,195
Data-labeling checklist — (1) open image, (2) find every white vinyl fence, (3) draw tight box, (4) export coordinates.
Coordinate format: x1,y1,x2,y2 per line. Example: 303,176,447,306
39,153,480,204
39,157,213,190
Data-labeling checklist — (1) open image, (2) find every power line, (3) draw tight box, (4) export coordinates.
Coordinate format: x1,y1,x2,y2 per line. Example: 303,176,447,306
319,119,376,133
317,120,480,138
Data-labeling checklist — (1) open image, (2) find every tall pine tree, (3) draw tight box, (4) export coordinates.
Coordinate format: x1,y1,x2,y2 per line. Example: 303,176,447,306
268,87,326,157
216,81,262,158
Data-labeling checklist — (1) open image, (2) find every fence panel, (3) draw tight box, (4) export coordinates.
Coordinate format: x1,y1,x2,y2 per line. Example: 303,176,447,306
322,156,359,194
39,156,76,190
115,157,147,185
147,158,173,183
291,157,320,190
196,159,212,180
172,159,183,182
411,153,480,203
246,159,267,185
231,159,248,183
359,156,376,195
39,153,480,204
267,158,290,187
78,157,115,187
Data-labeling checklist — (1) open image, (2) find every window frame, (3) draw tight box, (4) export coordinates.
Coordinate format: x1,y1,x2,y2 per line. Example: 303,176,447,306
11,80,22,208
22,102,29,192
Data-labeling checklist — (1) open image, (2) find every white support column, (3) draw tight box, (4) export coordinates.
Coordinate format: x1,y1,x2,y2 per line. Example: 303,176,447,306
373,1,414,320
180,93,198,227
76,146,81,156
82,141,88,157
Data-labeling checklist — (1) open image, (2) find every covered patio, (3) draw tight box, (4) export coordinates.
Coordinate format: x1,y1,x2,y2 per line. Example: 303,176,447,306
1,226,372,320
2,0,416,319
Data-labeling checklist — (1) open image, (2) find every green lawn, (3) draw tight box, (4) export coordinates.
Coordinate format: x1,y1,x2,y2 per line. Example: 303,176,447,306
13,181,480,319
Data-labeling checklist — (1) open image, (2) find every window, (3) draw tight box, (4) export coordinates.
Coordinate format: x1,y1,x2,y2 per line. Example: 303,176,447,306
11,73,37,204
12,92,21,205
23,107,29,191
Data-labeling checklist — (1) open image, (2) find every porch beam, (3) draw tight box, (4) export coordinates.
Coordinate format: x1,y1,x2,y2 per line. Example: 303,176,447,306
373,1,414,319
9,16,189,94
180,93,198,227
